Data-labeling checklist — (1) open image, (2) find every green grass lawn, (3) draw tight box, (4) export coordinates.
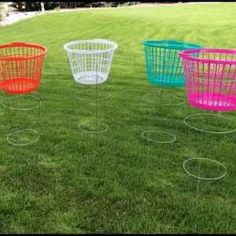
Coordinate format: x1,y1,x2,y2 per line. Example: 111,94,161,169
0,3,236,233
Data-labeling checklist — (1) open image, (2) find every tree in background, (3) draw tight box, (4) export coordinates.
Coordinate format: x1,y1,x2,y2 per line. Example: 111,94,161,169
11,2,140,11
12,2,46,11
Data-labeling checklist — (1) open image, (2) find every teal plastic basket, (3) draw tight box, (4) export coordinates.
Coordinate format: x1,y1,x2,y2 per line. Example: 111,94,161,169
143,40,202,87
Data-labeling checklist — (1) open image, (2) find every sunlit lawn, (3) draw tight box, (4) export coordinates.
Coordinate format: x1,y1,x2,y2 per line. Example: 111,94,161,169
0,3,235,233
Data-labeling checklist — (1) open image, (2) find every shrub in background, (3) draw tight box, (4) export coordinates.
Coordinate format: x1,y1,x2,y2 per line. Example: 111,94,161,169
11,1,140,11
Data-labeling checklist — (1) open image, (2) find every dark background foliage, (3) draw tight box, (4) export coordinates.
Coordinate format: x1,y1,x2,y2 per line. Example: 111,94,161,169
11,1,189,11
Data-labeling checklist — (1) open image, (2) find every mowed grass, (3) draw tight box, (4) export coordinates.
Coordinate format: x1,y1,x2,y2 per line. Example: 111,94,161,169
0,3,236,233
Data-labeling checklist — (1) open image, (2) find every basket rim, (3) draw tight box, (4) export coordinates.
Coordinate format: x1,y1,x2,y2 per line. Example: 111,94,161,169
0,42,48,61
142,40,201,50
179,48,236,64
64,39,118,54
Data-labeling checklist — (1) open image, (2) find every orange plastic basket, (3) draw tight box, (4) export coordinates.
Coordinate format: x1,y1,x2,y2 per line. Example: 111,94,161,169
0,42,47,94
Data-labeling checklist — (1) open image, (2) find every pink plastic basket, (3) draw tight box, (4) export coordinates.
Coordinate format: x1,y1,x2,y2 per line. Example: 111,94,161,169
180,48,236,112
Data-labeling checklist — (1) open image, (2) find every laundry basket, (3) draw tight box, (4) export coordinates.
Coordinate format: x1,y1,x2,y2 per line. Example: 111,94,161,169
64,39,118,85
0,42,47,94
143,40,201,87
180,48,236,112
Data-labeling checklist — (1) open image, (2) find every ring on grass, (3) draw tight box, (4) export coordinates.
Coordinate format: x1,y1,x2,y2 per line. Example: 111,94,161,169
1,94,41,111
141,130,176,144
183,113,236,134
7,128,39,146
75,88,110,102
79,120,108,134
183,157,227,181
142,91,185,106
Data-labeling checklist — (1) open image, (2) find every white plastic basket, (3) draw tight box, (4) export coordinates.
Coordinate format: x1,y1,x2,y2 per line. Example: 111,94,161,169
64,39,118,85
